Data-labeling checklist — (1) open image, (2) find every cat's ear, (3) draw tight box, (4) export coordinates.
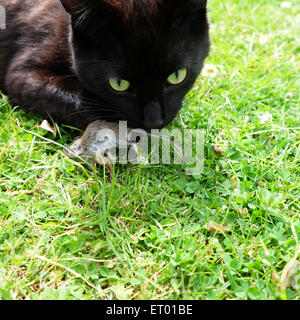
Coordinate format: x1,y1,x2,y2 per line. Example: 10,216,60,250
60,0,82,14
168,0,208,21
185,0,207,8
60,0,111,30
60,0,97,15
167,0,207,14
166,0,207,9
163,0,207,19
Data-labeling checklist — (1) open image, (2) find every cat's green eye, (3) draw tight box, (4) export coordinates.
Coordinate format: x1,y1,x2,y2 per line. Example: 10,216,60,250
167,68,188,85
109,77,131,92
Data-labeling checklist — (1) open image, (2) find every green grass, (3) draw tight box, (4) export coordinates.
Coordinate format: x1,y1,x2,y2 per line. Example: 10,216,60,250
0,0,299,300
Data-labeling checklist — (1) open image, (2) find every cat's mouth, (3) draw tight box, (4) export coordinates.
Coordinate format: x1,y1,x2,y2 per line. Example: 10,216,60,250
142,118,165,130
116,117,167,131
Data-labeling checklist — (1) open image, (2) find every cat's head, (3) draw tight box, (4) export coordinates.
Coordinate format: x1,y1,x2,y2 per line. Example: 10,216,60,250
61,0,210,129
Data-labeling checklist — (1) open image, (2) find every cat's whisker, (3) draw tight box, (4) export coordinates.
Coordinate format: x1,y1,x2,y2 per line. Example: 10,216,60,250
78,60,109,64
80,105,117,112
67,106,119,118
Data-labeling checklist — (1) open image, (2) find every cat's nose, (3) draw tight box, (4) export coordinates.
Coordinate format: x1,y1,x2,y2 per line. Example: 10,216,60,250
142,102,164,129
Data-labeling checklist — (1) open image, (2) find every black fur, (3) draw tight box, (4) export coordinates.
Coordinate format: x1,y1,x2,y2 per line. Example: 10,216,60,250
0,0,210,130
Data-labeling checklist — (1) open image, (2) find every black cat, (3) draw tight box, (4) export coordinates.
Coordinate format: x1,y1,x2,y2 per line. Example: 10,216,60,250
0,0,210,130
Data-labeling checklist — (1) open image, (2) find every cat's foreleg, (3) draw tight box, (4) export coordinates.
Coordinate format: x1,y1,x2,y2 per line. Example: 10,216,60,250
5,65,87,129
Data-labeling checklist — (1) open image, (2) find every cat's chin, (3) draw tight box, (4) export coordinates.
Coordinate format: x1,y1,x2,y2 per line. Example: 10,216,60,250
132,120,169,131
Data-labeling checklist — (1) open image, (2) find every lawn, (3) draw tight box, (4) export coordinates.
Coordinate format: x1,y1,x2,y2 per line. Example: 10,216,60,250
0,0,299,300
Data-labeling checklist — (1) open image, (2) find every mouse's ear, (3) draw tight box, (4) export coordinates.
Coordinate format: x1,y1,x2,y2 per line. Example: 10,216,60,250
64,138,83,158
